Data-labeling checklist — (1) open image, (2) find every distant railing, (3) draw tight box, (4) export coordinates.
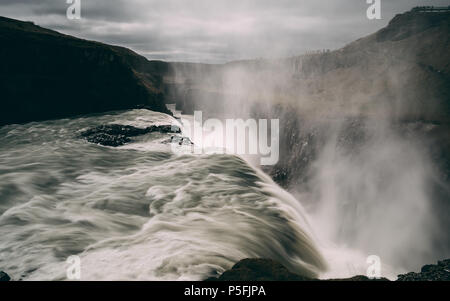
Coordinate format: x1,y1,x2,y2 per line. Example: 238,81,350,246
411,6,450,12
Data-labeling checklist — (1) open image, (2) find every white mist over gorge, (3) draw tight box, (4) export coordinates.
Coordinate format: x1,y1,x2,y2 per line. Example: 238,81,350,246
0,0,450,282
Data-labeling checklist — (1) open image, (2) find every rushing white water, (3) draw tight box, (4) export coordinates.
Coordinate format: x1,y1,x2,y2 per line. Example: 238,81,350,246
0,109,326,280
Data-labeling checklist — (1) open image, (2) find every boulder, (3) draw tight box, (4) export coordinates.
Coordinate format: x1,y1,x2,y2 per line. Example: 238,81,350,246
397,258,450,281
205,259,313,281
81,124,181,147
205,258,391,281
0,271,10,281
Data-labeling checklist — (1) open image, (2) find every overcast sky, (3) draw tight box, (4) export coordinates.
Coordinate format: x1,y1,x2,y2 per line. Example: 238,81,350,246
1,0,449,63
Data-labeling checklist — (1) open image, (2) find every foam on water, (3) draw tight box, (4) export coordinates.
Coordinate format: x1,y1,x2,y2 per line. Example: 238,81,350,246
0,109,326,280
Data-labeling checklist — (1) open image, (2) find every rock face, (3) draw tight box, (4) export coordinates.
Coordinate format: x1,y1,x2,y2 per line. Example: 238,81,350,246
0,271,10,281
0,16,171,126
397,259,450,281
81,124,181,147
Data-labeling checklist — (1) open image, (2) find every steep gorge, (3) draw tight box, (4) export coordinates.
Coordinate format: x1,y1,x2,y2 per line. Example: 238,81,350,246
164,10,450,273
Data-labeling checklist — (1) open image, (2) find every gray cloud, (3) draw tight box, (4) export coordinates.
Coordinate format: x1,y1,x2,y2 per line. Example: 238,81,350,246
1,0,449,62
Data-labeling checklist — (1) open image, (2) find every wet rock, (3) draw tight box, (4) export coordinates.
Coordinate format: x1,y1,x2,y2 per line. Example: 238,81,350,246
326,275,389,281
81,124,181,147
82,132,131,147
205,258,390,281
205,259,311,281
155,125,181,134
0,271,10,281
162,135,194,146
397,259,450,281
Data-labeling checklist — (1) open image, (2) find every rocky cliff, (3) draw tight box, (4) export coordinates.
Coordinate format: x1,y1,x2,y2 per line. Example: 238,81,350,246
0,16,171,126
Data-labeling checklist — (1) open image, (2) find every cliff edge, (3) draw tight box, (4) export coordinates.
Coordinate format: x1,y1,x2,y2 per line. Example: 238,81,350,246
0,16,171,126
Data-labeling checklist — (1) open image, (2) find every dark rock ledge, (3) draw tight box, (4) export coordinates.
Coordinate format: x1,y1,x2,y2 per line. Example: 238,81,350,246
0,271,10,281
80,124,181,147
205,258,450,281
397,259,450,281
